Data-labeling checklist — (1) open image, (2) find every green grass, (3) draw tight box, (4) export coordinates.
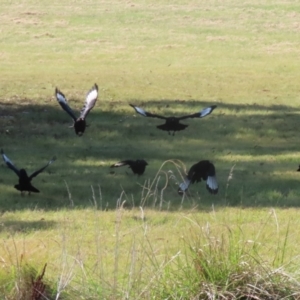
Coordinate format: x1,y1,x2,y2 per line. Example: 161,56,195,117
1,0,300,298
1,208,300,298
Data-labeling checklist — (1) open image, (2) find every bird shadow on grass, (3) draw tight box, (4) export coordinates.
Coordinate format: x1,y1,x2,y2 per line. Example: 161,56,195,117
0,98,300,210
0,219,57,233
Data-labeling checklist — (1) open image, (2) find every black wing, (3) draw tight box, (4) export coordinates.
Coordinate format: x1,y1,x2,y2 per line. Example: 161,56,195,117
187,160,213,181
178,105,217,120
79,83,98,120
1,149,20,177
29,156,56,180
130,104,166,120
206,161,216,177
55,88,77,121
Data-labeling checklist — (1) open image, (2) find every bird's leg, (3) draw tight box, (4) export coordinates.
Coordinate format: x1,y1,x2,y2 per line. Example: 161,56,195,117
168,131,171,135
28,191,31,196
172,131,175,136
21,191,24,197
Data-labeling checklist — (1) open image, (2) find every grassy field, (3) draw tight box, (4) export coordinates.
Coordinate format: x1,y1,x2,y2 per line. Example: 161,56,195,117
1,208,300,299
1,0,300,298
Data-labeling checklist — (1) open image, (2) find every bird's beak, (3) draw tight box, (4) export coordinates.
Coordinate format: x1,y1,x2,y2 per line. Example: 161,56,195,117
178,188,184,195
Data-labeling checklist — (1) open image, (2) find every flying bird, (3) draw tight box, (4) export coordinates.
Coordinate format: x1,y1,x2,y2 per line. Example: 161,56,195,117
55,83,98,136
110,159,148,176
1,149,56,194
178,160,218,195
130,104,217,135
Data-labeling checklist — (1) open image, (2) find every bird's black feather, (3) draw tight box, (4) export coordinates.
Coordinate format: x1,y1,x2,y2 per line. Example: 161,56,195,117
111,159,148,176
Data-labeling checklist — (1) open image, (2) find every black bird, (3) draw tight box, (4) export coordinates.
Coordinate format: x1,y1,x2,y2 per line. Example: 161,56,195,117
110,160,148,176
55,83,98,136
130,104,217,135
178,160,218,195
1,149,56,194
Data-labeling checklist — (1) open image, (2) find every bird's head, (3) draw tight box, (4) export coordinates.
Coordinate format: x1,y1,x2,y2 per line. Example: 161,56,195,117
168,117,179,122
178,187,184,195
19,169,28,177
14,184,21,191
140,160,148,165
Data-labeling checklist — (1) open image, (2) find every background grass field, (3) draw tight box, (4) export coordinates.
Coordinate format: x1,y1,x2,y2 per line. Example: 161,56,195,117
1,0,300,298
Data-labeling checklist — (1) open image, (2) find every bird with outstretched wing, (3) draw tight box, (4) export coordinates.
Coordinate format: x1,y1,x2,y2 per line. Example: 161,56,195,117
130,104,217,135
55,83,98,136
1,149,56,194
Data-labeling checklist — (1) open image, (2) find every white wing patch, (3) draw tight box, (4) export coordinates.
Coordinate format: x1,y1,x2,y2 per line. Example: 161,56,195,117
199,106,213,118
135,106,147,117
56,92,67,104
179,178,191,192
79,84,98,119
113,162,126,167
207,176,218,190
49,156,56,165
2,153,13,165
86,87,98,104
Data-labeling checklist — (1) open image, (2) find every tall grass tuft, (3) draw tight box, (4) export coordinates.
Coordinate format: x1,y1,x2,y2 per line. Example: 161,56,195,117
150,214,300,299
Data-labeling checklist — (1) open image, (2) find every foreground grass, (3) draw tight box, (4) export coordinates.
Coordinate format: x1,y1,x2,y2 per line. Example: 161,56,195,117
1,207,300,299
1,0,300,209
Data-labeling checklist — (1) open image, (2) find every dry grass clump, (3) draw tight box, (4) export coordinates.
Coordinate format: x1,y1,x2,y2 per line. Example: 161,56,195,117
149,218,300,300
194,257,300,300
2,259,55,300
